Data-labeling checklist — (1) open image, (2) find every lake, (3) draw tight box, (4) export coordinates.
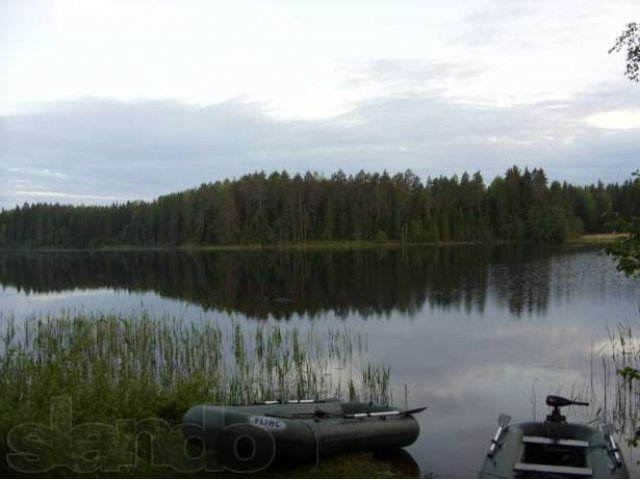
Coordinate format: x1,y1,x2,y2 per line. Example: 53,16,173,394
1,245,639,477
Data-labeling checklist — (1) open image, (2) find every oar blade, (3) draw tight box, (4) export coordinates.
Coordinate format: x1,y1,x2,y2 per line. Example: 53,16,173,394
498,413,511,427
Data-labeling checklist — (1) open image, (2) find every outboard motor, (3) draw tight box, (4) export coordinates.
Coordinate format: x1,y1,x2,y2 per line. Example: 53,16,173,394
545,395,589,423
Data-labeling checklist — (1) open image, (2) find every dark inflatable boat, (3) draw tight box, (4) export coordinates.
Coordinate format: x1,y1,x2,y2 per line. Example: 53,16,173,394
182,399,424,470
479,395,629,478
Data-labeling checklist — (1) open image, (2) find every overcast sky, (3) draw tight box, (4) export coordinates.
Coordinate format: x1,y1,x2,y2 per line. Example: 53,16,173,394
1,0,639,208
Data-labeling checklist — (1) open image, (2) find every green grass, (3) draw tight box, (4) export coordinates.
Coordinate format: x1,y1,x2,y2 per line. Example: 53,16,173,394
0,238,494,253
568,233,628,245
0,313,397,477
600,324,640,457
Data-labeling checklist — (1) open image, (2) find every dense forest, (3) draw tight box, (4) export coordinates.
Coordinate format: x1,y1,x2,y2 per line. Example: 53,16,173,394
0,166,638,248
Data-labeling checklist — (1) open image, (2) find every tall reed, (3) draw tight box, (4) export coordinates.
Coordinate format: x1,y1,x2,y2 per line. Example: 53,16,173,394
0,312,392,475
602,324,640,443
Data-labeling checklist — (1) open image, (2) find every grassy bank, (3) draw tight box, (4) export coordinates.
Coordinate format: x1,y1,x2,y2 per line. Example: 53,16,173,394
2,235,627,253
0,239,498,254
568,233,628,245
0,313,400,477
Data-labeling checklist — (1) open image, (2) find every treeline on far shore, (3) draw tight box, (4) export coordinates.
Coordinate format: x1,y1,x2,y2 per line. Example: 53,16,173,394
0,166,638,248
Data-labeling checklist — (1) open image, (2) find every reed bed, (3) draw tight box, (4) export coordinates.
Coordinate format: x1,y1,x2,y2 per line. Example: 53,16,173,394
601,325,640,444
0,312,393,476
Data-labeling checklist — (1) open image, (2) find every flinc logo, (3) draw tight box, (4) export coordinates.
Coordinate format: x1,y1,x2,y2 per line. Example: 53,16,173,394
248,416,287,431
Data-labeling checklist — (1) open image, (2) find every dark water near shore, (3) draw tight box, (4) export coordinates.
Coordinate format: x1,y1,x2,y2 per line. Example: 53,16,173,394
1,245,639,477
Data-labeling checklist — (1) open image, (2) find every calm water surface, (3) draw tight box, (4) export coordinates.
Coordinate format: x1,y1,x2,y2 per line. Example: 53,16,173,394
1,245,639,477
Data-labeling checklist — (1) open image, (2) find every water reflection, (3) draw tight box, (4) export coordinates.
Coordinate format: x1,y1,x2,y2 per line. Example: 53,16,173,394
490,256,550,316
0,245,639,477
0,245,587,319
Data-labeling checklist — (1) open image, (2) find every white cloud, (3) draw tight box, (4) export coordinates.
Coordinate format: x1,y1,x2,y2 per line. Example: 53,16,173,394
1,0,639,116
14,190,125,201
585,109,640,130
268,90,358,120
7,166,69,179
1,82,638,208
0,0,639,206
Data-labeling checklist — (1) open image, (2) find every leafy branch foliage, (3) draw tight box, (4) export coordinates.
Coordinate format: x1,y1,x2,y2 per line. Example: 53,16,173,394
610,22,640,82
606,171,640,276
606,24,640,274
605,216,640,276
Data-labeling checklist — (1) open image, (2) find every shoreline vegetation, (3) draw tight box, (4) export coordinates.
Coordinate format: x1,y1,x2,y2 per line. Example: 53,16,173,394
0,233,627,253
0,313,403,477
2,167,637,250
604,326,640,454
567,233,628,245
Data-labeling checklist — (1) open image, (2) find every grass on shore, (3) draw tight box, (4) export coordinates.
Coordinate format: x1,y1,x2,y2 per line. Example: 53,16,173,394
0,313,398,477
0,239,485,253
568,233,628,245
0,234,626,253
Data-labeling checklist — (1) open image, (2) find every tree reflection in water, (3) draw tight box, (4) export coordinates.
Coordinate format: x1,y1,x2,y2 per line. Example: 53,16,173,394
0,245,558,319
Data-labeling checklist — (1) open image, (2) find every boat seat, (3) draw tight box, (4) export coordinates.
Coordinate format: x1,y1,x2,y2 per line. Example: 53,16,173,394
514,462,593,476
522,435,589,448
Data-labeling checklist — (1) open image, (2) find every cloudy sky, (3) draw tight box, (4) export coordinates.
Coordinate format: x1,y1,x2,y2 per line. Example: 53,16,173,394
1,0,639,208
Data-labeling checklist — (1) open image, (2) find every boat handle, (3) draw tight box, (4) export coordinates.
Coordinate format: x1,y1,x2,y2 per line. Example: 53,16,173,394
487,414,511,458
606,434,623,468
602,423,623,468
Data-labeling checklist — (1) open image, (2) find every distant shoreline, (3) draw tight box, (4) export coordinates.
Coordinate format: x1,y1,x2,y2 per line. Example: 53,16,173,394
0,240,489,253
0,234,624,253
566,233,627,245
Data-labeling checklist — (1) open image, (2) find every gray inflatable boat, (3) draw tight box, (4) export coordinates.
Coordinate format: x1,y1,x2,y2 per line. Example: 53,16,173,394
480,395,629,478
183,399,423,471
